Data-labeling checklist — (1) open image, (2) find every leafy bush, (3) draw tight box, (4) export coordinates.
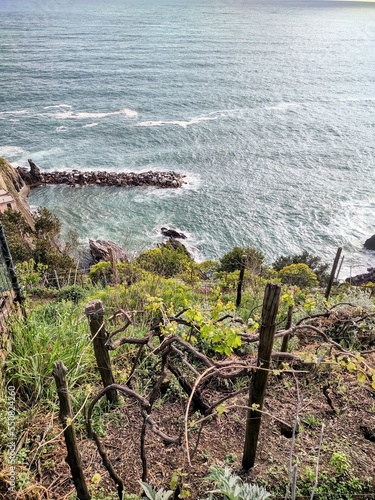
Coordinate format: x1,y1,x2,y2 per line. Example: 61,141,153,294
297,471,373,499
219,247,264,274
57,284,90,303
89,261,113,284
136,244,192,278
0,206,74,271
273,251,329,285
34,207,61,238
278,263,318,288
33,239,75,271
0,209,33,262
197,259,219,279
140,481,173,499
205,466,271,500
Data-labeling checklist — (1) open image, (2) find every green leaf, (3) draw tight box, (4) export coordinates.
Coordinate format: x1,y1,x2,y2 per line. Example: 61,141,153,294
357,372,366,384
216,403,227,416
179,488,191,498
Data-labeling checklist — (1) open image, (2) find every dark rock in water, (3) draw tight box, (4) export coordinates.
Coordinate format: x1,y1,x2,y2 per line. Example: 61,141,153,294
15,159,42,187
89,239,128,263
28,159,41,181
364,235,375,251
161,227,187,239
345,268,375,286
168,237,184,251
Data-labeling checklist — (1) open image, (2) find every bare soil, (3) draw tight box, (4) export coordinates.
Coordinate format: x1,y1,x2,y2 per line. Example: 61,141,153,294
1,363,374,500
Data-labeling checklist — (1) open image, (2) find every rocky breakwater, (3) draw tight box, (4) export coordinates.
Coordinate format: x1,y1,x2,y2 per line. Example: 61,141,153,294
16,160,185,189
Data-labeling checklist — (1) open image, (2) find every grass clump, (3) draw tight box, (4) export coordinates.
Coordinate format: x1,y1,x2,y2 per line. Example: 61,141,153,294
6,300,94,404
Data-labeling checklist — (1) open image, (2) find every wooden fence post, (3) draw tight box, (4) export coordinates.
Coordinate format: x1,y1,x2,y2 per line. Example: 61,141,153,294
325,247,342,300
236,255,247,308
108,248,119,285
52,361,91,500
85,299,118,405
242,282,281,470
335,255,344,282
279,305,294,356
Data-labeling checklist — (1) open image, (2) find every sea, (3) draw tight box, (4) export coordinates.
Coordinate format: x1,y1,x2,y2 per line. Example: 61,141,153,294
1,0,374,278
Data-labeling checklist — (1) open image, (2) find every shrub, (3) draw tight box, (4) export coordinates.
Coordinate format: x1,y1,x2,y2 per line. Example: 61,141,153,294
279,263,318,288
273,251,329,285
219,246,264,274
34,207,61,238
136,244,192,278
33,239,75,271
205,466,271,499
0,209,33,262
16,259,48,288
197,260,219,280
140,482,173,499
89,261,113,284
57,284,89,303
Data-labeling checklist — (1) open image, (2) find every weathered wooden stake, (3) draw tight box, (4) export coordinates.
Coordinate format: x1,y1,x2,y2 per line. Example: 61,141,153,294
325,247,342,300
52,361,91,500
280,305,294,356
74,263,79,286
236,255,247,308
85,299,118,405
54,269,61,290
335,255,344,282
242,282,281,470
108,247,119,285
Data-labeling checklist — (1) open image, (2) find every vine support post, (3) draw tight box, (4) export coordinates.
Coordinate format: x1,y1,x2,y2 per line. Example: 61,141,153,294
242,282,281,470
279,305,294,357
236,254,247,308
85,299,118,405
52,361,91,500
108,247,119,285
325,247,342,300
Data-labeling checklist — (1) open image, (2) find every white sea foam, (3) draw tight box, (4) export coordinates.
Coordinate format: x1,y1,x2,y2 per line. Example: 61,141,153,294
181,172,201,191
44,104,72,109
137,116,215,128
52,107,138,120
132,171,200,200
0,145,26,158
266,102,302,111
0,109,29,116
82,123,99,128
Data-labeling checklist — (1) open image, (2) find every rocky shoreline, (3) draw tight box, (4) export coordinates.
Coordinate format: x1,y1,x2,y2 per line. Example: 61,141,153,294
16,159,186,189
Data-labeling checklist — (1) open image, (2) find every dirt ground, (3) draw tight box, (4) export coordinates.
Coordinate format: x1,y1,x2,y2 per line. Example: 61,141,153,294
2,361,374,500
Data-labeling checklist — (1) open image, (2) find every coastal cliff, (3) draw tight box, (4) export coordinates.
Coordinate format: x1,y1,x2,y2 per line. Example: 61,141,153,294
0,158,35,229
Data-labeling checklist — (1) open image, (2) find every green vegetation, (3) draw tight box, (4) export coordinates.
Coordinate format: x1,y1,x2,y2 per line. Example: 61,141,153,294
205,467,271,499
136,243,193,278
273,250,330,286
278,262,319,287
0,206,74,271
1,214,374,500
219,246,264,273
6,301,94,404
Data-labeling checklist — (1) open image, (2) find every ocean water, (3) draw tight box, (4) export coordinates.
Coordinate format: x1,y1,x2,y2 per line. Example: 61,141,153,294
1,0,374,276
